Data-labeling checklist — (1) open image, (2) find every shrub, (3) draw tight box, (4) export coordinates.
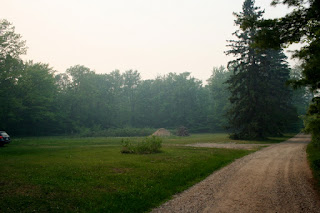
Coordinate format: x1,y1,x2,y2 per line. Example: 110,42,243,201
176,126,190,136
307,143,320,191
121,136,162,154
303,114,320,147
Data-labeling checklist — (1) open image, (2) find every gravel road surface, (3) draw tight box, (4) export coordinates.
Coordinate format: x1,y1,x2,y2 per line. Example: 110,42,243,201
151,134,320,213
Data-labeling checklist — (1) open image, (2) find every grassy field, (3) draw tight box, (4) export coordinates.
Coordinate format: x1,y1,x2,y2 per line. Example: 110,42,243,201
0,133,294,212
161,133,296,145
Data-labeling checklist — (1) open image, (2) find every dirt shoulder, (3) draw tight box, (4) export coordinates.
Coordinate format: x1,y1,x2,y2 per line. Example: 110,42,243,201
185,143,273,150
151,134,320,213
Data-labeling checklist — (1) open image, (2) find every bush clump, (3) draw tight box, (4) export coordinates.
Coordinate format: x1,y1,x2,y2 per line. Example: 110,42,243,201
121,136,162,154
176,126,190,136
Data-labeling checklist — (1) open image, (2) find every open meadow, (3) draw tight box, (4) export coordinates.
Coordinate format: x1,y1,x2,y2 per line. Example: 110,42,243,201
0,133,294,212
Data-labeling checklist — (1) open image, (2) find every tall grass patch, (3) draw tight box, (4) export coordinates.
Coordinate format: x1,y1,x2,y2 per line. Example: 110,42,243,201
121,136,162,154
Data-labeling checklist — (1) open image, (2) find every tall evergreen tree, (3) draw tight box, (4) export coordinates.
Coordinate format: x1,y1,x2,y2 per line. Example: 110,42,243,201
261,49,298,134
250,0,320,146
226,0,266,139
226,0,297,139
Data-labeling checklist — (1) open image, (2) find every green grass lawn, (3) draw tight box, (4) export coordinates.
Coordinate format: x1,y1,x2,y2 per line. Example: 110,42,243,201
162,133,296,145
0,133,293,212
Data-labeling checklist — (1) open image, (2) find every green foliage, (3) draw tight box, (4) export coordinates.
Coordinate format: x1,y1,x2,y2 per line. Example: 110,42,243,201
0,19,27,132
225,0,298,139
121,135,162,154
0,19,307,137
251,1,320,143
134,72,209,130
176,126,190,136
49,68,213,135
290,66,313,129
0,19,27,60
304,98,320,147
304,115,320,147
0,59,58,135
307,142,320,191
17,61,58,135
207,66,231,131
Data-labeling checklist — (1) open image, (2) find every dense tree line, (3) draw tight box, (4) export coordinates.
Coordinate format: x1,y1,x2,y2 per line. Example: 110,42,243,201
54,67,211,135
0,61,211,135
0,18,309,136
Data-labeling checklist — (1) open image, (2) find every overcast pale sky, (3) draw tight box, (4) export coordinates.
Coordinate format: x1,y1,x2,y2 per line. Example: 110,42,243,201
1,0,294,82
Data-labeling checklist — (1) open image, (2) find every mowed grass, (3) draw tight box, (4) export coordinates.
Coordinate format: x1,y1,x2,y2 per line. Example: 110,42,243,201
0,133,293,212
162,133,296,145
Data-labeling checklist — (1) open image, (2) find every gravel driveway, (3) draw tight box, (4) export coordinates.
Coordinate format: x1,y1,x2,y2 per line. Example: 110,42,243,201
151,134,320,212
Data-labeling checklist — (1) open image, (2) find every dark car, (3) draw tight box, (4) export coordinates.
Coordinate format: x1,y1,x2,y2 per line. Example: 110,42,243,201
0,131,11,146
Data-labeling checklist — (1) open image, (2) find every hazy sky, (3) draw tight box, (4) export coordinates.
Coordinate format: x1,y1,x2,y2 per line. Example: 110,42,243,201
1,0,294,82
